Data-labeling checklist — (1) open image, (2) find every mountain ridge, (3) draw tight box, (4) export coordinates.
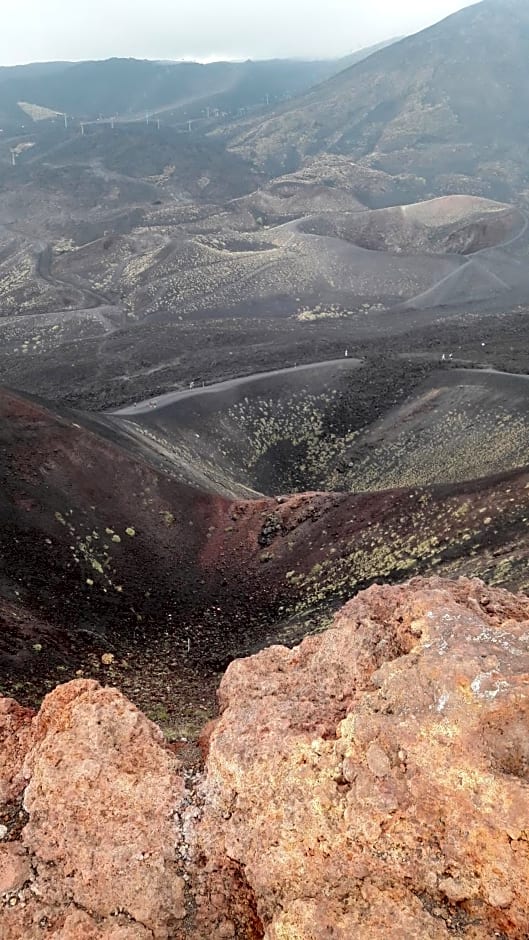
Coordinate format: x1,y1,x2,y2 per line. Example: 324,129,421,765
0,40,399,127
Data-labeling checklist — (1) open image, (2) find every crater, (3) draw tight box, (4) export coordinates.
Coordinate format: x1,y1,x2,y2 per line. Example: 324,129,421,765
298,196,525,256
110,358,529,499
4,354,529,729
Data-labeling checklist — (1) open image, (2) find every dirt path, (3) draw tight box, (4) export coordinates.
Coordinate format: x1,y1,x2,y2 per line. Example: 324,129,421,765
112,356,364,416
37,243,118,310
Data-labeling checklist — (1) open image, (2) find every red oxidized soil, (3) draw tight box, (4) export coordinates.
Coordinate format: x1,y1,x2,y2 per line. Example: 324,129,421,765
3,386,529,734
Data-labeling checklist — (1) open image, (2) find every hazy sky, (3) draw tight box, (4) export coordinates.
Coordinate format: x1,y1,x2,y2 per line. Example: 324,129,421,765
2,0,479,66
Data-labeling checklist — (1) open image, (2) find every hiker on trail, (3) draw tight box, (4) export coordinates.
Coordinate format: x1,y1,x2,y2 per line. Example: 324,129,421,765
345,349,348,358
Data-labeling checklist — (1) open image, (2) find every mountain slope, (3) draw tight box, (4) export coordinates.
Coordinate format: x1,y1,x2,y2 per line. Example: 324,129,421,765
336,37,402,71
0,46,397,128
0,58,326,124
0,62,73,83
224,0,529,202
4,380,529,703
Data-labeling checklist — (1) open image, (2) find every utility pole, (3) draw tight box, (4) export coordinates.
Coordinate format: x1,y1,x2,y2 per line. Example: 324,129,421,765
145,112,150,125
64,113,68,129
265,93,270,106
156,118,160,130
111,116,115,130
81,123,85,136
188,119,192,133
10,150,16,167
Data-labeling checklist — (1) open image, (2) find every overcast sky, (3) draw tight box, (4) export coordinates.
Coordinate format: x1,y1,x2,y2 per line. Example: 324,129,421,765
2,0,479,66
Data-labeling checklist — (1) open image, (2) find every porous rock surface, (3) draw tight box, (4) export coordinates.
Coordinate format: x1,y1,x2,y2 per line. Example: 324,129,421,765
1,680,185,939
2,578,529,938
198,577,529,938
0,696,34,805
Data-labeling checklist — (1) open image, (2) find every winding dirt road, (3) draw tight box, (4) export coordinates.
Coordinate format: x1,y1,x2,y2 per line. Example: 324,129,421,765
113,356,364,416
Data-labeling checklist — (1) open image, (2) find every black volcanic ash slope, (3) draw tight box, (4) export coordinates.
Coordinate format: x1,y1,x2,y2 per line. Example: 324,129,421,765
110,358,437,496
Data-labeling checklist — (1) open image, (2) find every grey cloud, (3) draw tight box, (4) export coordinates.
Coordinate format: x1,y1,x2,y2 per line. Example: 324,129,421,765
2,0,479,65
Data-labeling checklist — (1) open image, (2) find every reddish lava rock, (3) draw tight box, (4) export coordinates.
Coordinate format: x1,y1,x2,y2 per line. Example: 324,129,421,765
0,697,34,805
1,680,185,939
197,577,529,938
3,579,529,938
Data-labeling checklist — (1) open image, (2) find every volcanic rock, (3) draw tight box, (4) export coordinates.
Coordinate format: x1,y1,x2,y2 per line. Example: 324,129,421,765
1,680,185,939
197,576,529,938
3,578,529,938
0,697,34,805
